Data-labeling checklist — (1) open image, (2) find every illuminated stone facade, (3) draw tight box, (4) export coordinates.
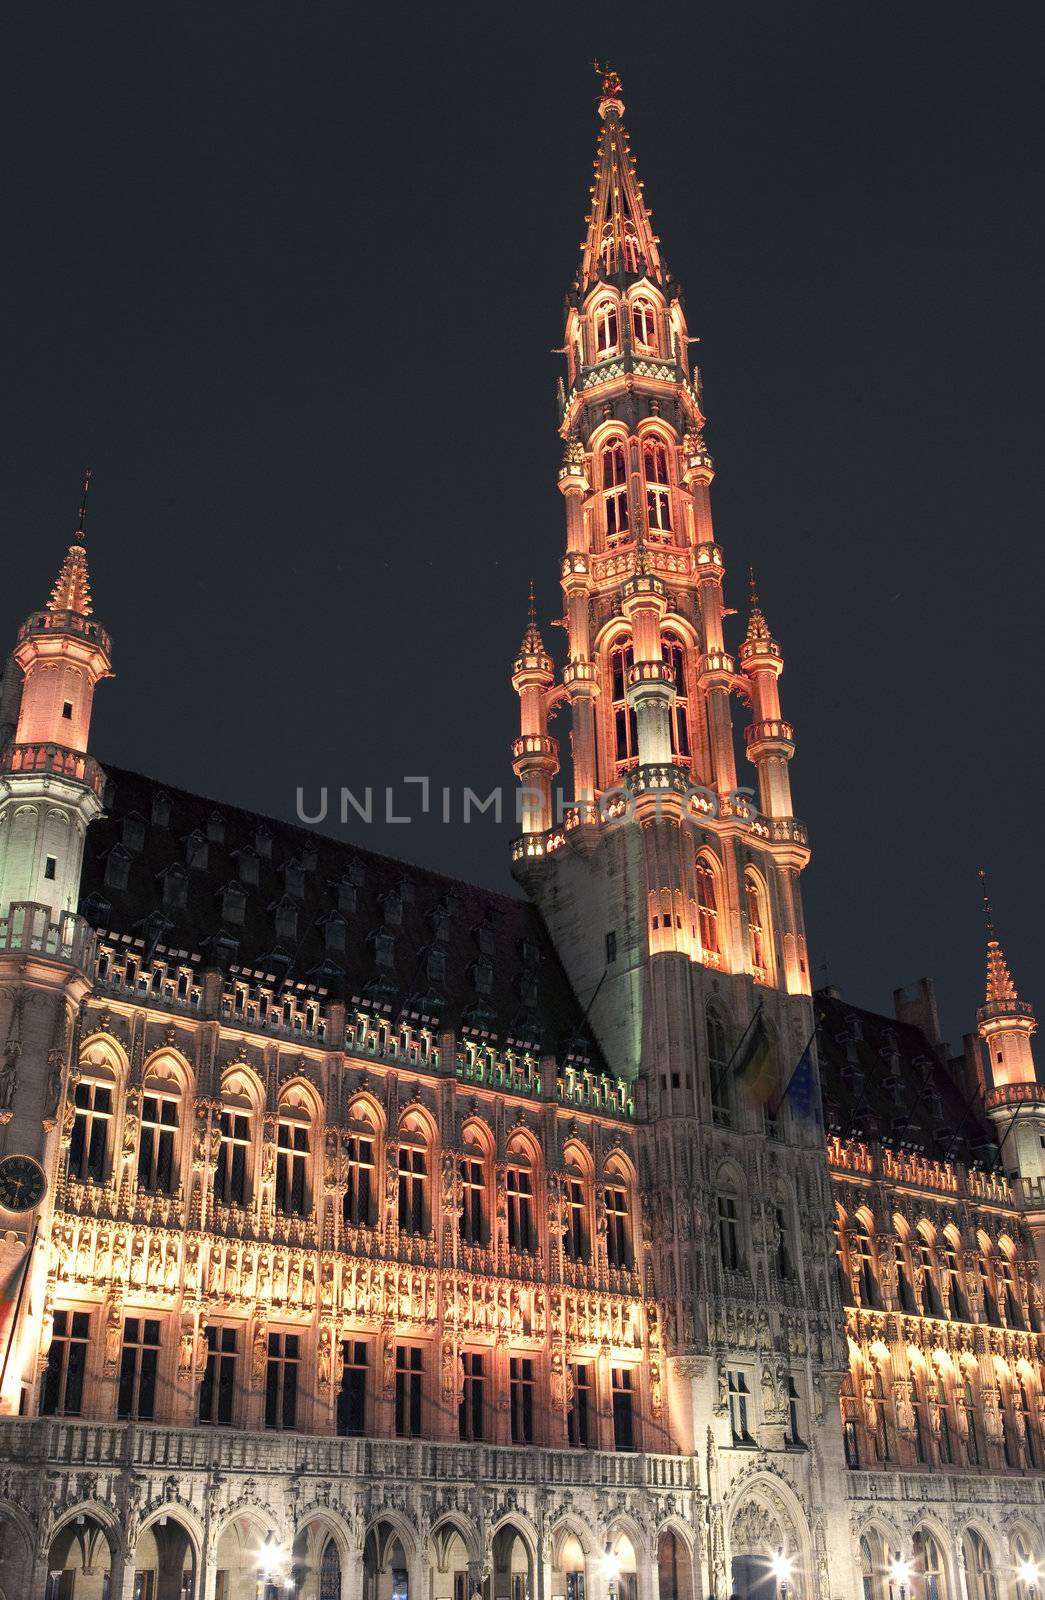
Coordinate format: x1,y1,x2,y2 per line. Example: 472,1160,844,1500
0,64,1041,1600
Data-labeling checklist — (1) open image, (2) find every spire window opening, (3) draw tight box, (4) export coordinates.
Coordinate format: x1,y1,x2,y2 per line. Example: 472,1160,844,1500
631,298,657,352
744,870,772,985
642,438,672,541
594,301,620,358
696,858,721,965
609,640,638,769
622,223,641,274
602,439,630,546
662,632,690,759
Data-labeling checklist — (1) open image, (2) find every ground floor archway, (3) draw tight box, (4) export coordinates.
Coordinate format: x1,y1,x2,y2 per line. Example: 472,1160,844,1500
45,1514,114,1600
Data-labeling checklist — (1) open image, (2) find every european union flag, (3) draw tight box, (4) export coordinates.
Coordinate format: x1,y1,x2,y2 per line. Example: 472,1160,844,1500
785,1044,818,1121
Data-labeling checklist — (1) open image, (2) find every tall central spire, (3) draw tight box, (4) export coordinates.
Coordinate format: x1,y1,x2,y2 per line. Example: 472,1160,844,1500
578,65,664,295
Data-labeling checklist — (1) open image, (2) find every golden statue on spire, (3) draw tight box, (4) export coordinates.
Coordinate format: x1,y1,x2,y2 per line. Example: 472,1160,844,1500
593,61,623,99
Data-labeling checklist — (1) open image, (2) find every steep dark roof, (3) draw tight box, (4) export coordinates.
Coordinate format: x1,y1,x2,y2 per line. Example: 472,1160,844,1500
79,764,606,1070
815,990,995,1161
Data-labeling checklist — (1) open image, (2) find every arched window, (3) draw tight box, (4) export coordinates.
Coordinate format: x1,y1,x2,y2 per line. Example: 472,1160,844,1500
744,871,771,985
916,1226,943,1317
602,439,629,543
138,1083,182,1194
68,1062,116,1183
605,1162,633,1270
998,1244,1025,1328
894,1225,915,1312
965,1534,996,1600
963,1376,982,1465
717,1188,742,1272
854,1217,881,1308
459,1132,488,1247
344,1112,376,1227
977,1238,1001,1325
398,1117,430,1234
662,631,690,758
215,1089,253,1207
643,437,672,538
707,1003,732,1124
869,1371,890,1462
506,1146,536,1253
1013,1538,1037,1600
913,1532,946,1600
696,857,721,963
941,1231,967,1320
276,1102,311,1217
1019,1374,1040,1466
594,300,620,357
600,227,616,275
631,297,657,352
609,639,639,767
564,1153,590,1263
622,222,641,273
320,1540,342,1600
911,1366,929,1462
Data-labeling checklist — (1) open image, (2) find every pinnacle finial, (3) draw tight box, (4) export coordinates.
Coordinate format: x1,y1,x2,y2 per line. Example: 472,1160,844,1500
979,868,1020,1006
744,567,772,645
979,867,995,936
593,61,623,102
75,468,91,545
520,579,545,655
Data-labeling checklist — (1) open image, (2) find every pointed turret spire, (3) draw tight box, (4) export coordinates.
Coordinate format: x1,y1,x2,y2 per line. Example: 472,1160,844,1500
579,64,663,293
745,567,773,647
48,471,94,618
520,580,546,656
980,868,1021,1005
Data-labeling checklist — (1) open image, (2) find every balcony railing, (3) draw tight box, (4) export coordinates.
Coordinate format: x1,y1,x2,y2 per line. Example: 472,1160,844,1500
0,1416,696,1491
1,741,106,797
0,902,94,969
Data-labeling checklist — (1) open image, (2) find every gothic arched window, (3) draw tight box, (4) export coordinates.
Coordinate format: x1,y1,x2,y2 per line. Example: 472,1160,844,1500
600,226,616,275
743,870,771,985
604,1160,633,1270
344,1107,377,1228
609,638,639,767
662,630,690,758
602,439,629,544
643,437,672,538
564,1151,591,1264
695,855,721,962
506,1142,536,1253
707,1003,731,1124
594,300,620,357
137,1084,182,1195
622,222,641,273
275,1102,312,1217
68,1068,115,1184
459,1130,488,1247
631,297,657,352
397,1119,430,1235
215,1097,252,1208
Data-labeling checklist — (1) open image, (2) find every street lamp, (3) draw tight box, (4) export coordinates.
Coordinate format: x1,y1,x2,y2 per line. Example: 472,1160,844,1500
771,1552,794,1600
890,1555,912,1600
603,1545,621,1600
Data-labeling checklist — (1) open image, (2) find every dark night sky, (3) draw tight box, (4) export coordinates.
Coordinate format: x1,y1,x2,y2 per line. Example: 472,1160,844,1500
2,2,1043,1047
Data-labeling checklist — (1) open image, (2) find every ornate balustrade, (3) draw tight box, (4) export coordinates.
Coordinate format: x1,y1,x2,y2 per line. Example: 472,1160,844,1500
0,902,94,969
0,1416,695,1489
1,739,107,796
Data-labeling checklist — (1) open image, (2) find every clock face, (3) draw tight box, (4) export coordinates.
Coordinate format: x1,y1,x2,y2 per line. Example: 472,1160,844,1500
0,1154,47,1214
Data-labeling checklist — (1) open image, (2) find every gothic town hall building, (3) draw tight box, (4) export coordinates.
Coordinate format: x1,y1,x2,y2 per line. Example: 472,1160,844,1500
0,68,1043,1600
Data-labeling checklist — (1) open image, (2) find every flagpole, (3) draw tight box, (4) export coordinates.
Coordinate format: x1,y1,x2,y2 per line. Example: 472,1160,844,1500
768,1013,822,1121
0,1216,39,1399
710,1002,763,1102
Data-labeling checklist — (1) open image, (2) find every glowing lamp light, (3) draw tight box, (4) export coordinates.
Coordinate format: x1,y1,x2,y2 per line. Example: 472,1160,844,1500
1018,1562,1039,1590
771,1553,795,1585
603,1549,622,1584
891,1557,912,1590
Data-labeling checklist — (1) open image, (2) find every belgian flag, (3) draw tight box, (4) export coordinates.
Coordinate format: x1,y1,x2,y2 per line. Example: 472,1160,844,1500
733,1010,777,1107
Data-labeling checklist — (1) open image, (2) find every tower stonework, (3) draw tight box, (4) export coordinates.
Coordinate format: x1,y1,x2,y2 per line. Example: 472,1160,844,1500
0,73,1041,1600
510,65,852,1600
0,508,110,1413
